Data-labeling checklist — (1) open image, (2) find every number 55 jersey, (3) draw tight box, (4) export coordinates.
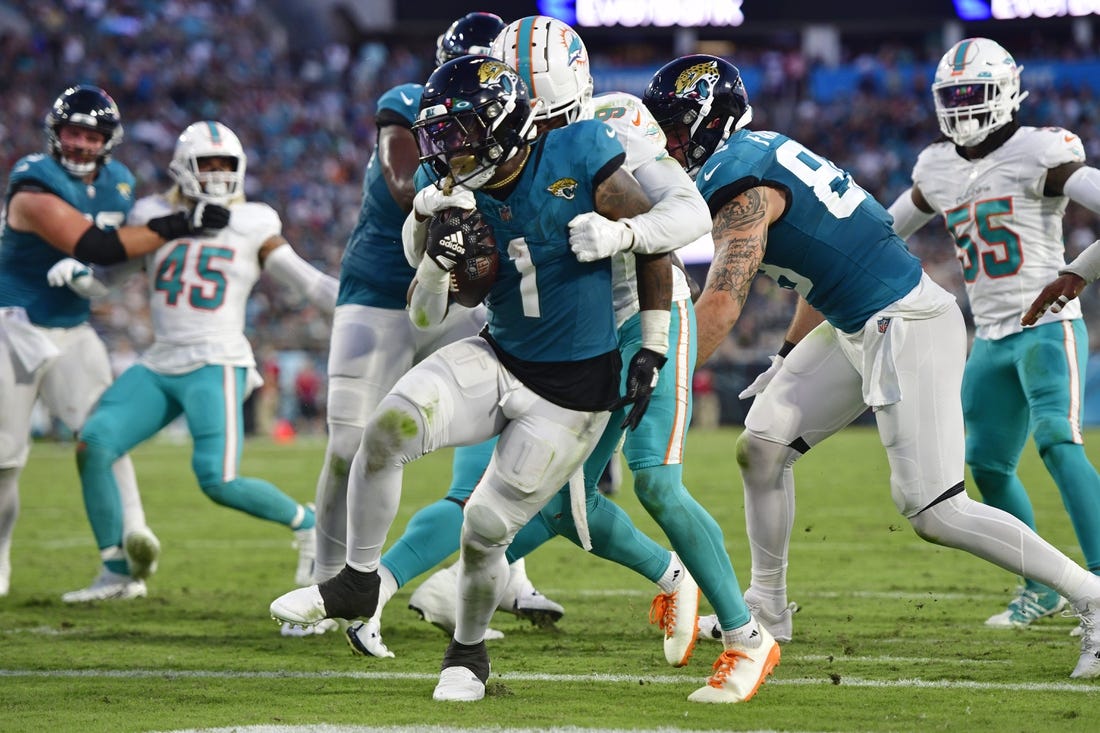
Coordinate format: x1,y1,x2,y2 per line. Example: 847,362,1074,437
128,196,278,374
910,126,1085,340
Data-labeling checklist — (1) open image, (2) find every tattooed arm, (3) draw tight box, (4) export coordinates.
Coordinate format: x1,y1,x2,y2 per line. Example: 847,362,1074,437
694,185,787,364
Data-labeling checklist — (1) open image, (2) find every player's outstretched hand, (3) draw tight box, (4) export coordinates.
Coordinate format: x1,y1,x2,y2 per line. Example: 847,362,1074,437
1022,273,1085,326
613,348,667,430
46,258,108,298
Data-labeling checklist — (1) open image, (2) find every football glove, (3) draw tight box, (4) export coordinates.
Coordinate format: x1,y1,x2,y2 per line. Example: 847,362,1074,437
613,348,667,430
738,355,784,399
46,258,108,298
425,208,494,272
413,184,475,218
568,212,634,262
147,202,231,241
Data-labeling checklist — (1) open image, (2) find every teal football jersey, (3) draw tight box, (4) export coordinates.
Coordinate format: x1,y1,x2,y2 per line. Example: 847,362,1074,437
473,120,624,362
338,83,423,309
0,154,135,327
696,129,922,333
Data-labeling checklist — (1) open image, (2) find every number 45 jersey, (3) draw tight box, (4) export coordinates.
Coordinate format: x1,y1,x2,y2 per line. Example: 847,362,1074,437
911,126,1085,339
696,128,922,334
128,195,278,374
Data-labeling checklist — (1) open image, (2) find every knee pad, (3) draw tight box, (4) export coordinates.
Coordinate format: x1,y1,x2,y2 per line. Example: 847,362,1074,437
361,395,425,473
736,430,803,487
908,486,967,544
464,501,510,548
633,464,683,514
1032,415,1077,455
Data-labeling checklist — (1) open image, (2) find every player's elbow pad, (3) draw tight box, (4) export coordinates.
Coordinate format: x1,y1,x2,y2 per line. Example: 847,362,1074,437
73,226,127,265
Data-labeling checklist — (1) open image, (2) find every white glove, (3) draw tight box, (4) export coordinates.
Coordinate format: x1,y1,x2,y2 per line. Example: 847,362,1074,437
568,212,634,262
412,184,476,218
47,258,108,298
739,355,784,399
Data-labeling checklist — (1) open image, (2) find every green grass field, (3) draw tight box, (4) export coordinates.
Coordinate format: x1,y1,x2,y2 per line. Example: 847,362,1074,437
2,426,1099,733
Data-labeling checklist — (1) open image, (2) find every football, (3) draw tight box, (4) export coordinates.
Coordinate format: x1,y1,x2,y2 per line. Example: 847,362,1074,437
427,207,498,308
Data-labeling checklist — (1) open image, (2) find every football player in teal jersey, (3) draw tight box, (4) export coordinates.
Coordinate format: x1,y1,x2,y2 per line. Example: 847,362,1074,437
272,54,670,702
300,12,562,643
644,54,1100,680
0,86,228,599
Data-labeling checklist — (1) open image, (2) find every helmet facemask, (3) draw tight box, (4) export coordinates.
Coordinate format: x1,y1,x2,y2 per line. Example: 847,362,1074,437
44,85,124,178
932,38,1027,147
168,121,247,205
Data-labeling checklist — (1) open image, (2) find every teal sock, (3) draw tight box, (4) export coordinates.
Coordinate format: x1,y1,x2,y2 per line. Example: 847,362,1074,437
381,499,464,587
634,464,750,629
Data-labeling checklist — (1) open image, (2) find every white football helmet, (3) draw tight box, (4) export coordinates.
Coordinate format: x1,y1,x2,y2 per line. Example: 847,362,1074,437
168,121,246,205
491,15,594,124
932,37,1028,147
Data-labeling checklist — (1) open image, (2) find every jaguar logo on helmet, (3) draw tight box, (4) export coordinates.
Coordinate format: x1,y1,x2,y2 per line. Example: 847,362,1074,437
547,178,578,200
674,61,721,99
477,60,516,94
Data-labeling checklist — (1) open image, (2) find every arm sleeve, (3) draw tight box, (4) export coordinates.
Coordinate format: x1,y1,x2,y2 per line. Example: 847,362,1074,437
887,188,936,239
408,256,451,329
1064,166,1100,216
263,244,338,315
624,157,711,254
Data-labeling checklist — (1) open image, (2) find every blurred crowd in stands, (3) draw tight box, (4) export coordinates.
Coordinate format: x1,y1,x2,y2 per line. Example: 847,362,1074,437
4,1,1100,428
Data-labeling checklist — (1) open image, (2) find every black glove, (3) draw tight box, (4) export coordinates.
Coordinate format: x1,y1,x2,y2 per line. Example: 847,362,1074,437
426,207,495,271
147,202,231,240
612,348,668,430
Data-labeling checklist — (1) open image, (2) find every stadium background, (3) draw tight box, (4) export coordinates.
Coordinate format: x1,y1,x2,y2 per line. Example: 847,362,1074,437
5,0,1100,430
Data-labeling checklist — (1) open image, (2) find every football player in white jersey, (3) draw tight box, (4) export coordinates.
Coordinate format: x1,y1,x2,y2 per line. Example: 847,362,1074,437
63,121,337,602
0,86,230,599
888,38,1100,630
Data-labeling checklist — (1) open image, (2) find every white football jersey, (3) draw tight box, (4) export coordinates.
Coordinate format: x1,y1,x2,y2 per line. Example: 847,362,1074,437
128,196,280,374
912,126,1085,340
594,91,693,326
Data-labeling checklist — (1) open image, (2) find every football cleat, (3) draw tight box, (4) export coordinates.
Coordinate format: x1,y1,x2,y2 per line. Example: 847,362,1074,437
1072,600,1100,679
433,639,490,702
743,585,798,643
985,586,1067,629
62,568,146,603
688,624,781,703
280,618,342,637
650,561,700,667
697,614,722,641
498,563,564,628
346,617,395,658
408,564,506,640
123,526,160,581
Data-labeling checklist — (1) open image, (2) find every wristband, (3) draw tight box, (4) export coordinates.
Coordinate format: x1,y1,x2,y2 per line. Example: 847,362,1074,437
777,340,796,358
1061,240,1100,284
639,309,671,356
415,255,451,294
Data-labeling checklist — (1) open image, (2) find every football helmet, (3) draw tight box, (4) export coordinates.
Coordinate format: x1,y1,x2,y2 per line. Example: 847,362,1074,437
491,16,594,124
168,121,247,205
435,12,506,66
932,37,1027,147
44,85,123,177
413,55,536,190
643,55,752,175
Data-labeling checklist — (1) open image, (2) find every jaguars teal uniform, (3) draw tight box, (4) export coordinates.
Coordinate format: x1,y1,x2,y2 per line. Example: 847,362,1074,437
381,121,625,587
338,83,423,309
0,154,133,326
696,129,922,333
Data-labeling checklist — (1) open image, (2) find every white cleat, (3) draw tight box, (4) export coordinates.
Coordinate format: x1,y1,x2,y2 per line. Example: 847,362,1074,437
498,567,564,627
432,666,486,702
650,562,700,667
62,568,147,603
270,584,328,626
280,618,341,637
408,565,504,639
1072,601,1100,679
293,525,316,587
346,617,395,658
124,526,160,580
688,624,781,703
743,586,798,643
697,614,722,642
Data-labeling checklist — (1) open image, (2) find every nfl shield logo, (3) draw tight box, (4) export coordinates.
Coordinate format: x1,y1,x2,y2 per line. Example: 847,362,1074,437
877,317,891,334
